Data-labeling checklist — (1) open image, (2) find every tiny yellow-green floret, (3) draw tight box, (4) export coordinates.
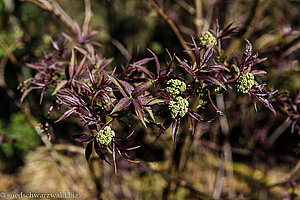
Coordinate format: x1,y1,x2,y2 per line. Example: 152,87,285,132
236,72,255,93
166,79,186,96
199,31,217,47
96,126,115,145
168,96,189,119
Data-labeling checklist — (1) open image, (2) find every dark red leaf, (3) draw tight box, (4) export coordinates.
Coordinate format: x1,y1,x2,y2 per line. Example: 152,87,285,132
216,19,220,38
188,109,204,121
219,22,237,38
132,58,154,66
133,99,147,128
85,141,93,162
132,80,155,98
69,49,76,79
107,75,128,97
134,65,154,78
87,67,96,89
198,75,226,90
94,141,110,164
72,134,94,142
111,97,132,114
192,38,201,68
177,57,196,77
81,31,98,42
55,107,77,123
148,49,161,76
201,65,229,72
119,80,133,96
248,93,258,111
243,39,252,63
112,142,117,174
157,117,173,139
171,120,180,145
251,70,267,76
200,45,214,66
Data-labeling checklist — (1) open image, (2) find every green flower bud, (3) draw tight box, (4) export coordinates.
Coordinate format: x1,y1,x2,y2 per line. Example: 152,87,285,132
236,72,255,93
168,96,189,119
215,55,225,63
166,79,186,96
199,31,217,47
96,126,115,145
214,87,220,93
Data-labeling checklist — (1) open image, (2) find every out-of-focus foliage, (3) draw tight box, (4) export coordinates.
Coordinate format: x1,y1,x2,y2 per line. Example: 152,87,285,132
0,0,299,199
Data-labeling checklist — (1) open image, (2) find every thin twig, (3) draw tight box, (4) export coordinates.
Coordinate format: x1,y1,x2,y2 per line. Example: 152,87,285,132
194,0,203,36
20,0,77,34
225,0,272,58
0,55,8,87
146,0,195,62
82,0,92,34
216,94,236,199
175,0,195,15
265,120,292,148
213,153,224,199
0,36,18,64
110,37,132,61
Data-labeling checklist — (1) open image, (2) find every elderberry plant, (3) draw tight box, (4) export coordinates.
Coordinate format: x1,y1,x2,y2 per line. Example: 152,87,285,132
20,21,283,171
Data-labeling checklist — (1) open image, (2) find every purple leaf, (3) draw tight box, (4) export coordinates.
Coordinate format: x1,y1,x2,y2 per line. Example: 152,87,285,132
94,141,110,164
219,22,238,38
117,149,140,163
55,107,77,123
69,49,76,79
148,49,161,76
216,19,220,38
188,109,204,121
132,57,154,66
111,97,132,114
171,120,180,145
177,57,196,77
85,141,93,162
72,134,94,142
243,40,252,63
251,70,267,76
52,80,68,95
87,67,96,89
119,80,134,96
132,80,155,98
113,142,117,174
200,45,214,66
192,38,201,68
81,31,98,42
294,92,300,104
133,99,147,128
21,87,34,102
107,75,128,97
198,75,226,90
201,65,229,72
134,65,154,79
248,93,258,111
157,117,173,139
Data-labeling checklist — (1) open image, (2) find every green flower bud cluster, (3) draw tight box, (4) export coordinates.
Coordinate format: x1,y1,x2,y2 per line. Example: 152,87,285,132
96,126,115,145
199,31,217,47
168,96,189,119
194,88,208,97
236,73,255,93
215,55,225,63
214,86,220,93
166,79,186,96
